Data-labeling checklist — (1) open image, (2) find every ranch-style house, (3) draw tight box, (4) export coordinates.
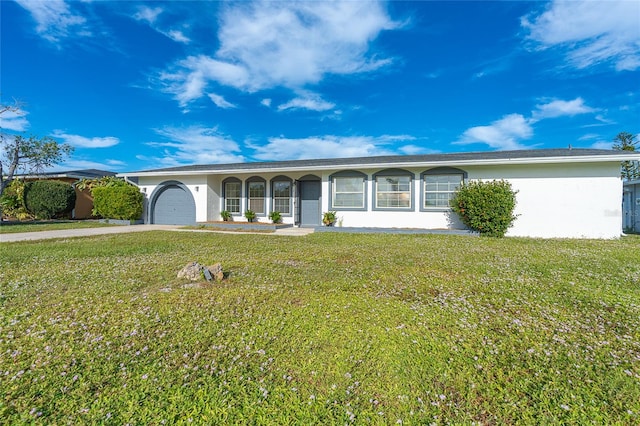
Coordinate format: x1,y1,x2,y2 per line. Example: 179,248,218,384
118,149,640,239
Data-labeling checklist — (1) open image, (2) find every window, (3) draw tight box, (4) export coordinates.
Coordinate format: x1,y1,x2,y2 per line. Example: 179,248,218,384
421,168,466,210
223,179,241,214
246,177,266,214
373,169,413,210
272,177,292,214
330,171,366,210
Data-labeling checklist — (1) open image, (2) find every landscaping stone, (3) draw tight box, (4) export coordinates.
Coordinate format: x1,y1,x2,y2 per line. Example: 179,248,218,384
177,261,224,281
206,263,224,281
177,262,203,281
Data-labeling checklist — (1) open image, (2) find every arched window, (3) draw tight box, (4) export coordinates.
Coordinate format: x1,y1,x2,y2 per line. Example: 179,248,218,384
421,167,467,210
271,176,292,215
373,169,414,210
329,170,367,210
246,176,266,215
222,177,241,214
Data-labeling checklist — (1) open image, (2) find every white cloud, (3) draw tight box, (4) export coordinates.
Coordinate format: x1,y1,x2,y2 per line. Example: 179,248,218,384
457,97,600,150
522,0,640,71
133,5,191,44
531,97,596,121
277,93,335,112
260,98,272,108
208,93,237,109
456,114,533,150
15,0,90,43
159,55,250,107
166,30,190,44
159,0,400,105
52,131,120,148
249,134,414,161
146,125,244,166
133,6,163,24
0,108,29,132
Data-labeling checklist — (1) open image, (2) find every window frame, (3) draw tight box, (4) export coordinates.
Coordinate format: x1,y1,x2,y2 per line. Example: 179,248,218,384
271,176,293,216
246,176,267,216
372,168,414,211
420,167,467,211
329,170,368,211
222,177,242,215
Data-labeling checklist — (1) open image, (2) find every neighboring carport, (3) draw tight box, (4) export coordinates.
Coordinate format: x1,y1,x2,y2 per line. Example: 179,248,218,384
149,181,196,225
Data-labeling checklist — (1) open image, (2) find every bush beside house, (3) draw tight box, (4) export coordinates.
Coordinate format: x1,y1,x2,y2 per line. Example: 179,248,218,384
92,184,144,221
23,180,76,220
450,180,518,237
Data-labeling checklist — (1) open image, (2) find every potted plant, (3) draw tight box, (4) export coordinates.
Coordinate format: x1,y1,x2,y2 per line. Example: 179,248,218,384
220,210,232,221
244,209,256,223
268,211,282,224
322,211,337,226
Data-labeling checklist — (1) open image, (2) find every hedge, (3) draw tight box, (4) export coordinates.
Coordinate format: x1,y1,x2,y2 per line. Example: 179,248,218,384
23,180,76,220
92,185,143,220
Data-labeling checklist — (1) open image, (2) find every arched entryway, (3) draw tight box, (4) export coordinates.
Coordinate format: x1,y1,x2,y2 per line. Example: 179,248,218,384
297,175,321,227
149,181,196,225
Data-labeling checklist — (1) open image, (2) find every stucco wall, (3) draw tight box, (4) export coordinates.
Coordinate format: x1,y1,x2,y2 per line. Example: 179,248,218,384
136,161,624,238
138,176,208,223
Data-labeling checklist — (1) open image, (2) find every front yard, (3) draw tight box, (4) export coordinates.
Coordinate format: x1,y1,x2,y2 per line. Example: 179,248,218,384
1,232,638,424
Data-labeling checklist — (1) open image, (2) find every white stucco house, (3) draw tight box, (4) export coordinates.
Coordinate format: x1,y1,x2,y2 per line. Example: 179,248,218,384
118,149,640,239
623,179,640,233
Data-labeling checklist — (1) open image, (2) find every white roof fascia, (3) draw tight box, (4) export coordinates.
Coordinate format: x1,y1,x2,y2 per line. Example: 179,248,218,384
119,153,640,178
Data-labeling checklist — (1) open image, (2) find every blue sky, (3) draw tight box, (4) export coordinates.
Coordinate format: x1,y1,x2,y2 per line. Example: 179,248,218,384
1,0,639,173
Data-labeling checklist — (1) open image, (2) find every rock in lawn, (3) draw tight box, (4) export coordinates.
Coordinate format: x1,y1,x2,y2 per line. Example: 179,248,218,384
177,262,203,281
205,263,224,281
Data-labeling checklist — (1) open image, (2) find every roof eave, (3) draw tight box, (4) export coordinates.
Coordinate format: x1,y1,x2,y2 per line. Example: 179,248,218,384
118,153,639,178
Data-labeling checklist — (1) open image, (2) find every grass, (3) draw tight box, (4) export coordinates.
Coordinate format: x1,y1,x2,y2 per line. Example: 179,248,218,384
0,220,117,234
1,231,639,424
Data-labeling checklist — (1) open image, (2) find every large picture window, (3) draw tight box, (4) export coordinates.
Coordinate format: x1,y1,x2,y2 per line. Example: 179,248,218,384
223,179,241,214
330,171,366,210
247,177,266,214
421,168,466,210
272,177,292,214
373,169,413,210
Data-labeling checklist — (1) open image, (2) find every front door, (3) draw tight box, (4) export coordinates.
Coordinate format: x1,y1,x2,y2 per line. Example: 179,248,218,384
299,180,321,227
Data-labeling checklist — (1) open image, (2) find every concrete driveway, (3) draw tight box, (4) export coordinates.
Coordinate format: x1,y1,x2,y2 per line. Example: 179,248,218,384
1,224,315,242
0,224,182,243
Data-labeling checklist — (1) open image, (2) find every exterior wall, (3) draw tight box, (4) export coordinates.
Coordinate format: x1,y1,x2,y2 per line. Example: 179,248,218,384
135,161,624,239
208,171,319,225
319,163,622,238
320,170,464,229
138,175,208,223
467,163,623,238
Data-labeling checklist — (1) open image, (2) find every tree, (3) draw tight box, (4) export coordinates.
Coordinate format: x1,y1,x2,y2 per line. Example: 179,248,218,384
0,103,74,196
612,132,639,180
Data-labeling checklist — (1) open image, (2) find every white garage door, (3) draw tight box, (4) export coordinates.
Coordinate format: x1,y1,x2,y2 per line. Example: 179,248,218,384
152,185,196,225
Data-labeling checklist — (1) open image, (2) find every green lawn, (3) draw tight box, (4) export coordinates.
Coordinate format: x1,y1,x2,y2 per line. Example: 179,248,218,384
1,232,639,424
0,220,117,234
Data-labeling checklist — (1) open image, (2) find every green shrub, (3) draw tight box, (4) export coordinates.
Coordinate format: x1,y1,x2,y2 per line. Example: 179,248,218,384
450,179,518,237
268,211,282,224
244,209,256,222
23,180,76,219
92,184,143,220
0,179,32,220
